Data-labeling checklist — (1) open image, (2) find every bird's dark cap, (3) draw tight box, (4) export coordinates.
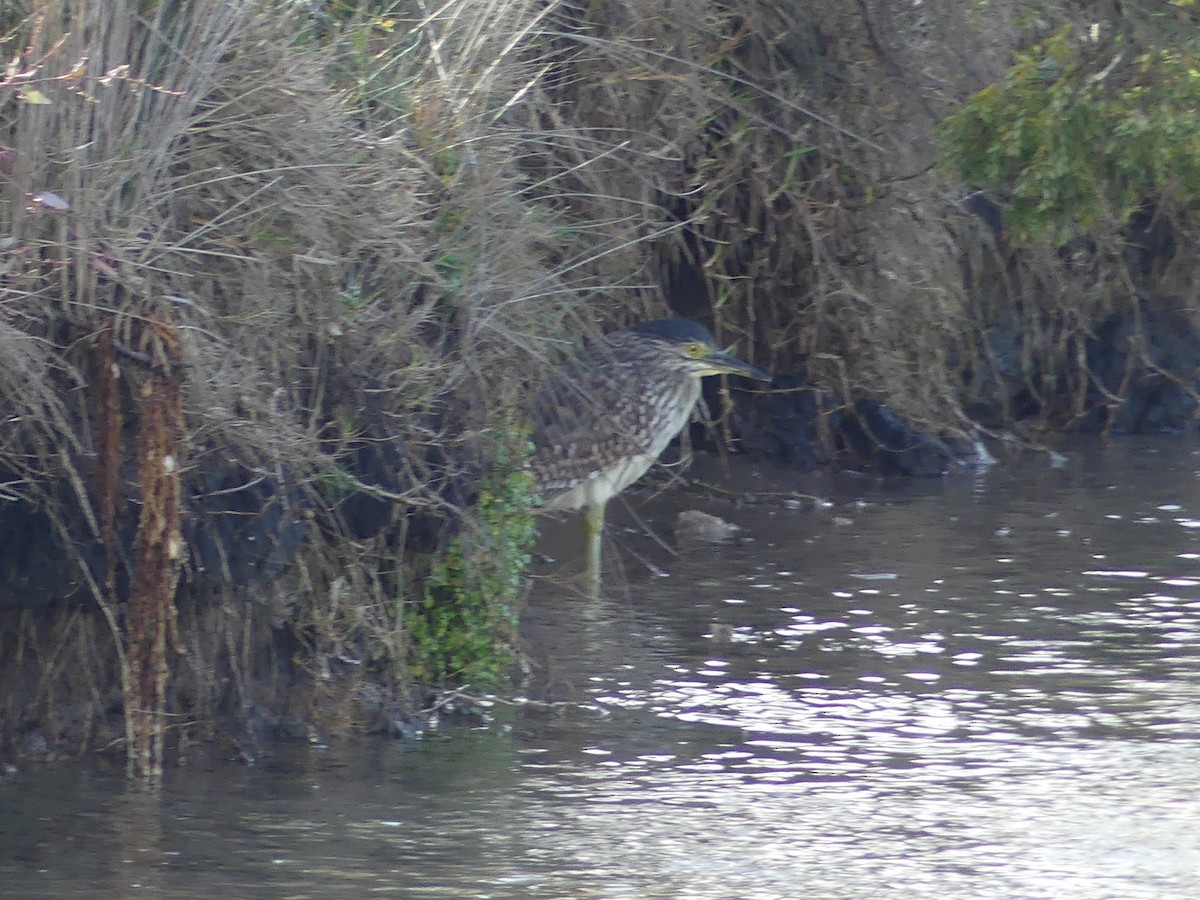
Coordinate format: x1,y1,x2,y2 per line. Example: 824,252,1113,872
628,317,716,346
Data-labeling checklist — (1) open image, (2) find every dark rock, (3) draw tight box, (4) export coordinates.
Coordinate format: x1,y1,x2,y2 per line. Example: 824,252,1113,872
377,705,425,741
832,399,952,477
1125,203,1176,283
0,430,477,610
334,442,406,539
1083,307,1200,434
21,731,49,760
0,491,105,610
188,467,307,585
958,189,1007,239
730,374,965,477
725,373,832,473
0,462,308,611
333,440,475,553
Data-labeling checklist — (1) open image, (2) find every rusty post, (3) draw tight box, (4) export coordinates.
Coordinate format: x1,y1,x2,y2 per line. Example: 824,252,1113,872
125,314,184,779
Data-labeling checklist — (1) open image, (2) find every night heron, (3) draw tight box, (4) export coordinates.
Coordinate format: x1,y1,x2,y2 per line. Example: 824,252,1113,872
529,317,771,593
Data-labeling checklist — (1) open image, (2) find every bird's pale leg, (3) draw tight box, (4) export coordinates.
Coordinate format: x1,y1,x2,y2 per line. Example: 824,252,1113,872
584,500,605,596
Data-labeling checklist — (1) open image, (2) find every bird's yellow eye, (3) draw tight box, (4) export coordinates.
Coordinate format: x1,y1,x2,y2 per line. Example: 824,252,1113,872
684,342,705,358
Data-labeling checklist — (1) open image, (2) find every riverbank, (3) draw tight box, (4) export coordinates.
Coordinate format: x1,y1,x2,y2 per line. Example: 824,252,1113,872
3,1,1200,772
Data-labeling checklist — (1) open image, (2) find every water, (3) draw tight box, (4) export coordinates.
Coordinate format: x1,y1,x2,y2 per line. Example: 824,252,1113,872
4,438,1200,898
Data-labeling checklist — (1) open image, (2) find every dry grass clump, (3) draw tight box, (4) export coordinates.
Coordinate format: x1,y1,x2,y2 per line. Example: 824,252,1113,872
492,0,984,434
0,0,617,770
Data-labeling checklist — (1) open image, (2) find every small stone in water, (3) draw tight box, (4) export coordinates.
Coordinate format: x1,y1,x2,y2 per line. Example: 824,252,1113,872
675,509,740,543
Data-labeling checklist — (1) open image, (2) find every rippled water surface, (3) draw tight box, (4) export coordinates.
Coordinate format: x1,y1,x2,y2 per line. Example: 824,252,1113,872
5,439,1200,898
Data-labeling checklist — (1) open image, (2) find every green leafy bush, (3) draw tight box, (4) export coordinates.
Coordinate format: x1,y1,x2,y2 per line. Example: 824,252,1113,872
939,26,1200,244
408,431,536,688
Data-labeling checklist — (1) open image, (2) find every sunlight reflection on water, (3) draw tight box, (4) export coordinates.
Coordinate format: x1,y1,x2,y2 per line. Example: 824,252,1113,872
5,439,1200,898
507,440,1200,898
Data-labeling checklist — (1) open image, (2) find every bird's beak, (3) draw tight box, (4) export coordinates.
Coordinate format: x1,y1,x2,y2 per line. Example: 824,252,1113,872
705,350,773,382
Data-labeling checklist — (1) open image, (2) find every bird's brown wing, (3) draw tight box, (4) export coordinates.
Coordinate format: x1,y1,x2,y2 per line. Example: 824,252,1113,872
528,359,655,496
